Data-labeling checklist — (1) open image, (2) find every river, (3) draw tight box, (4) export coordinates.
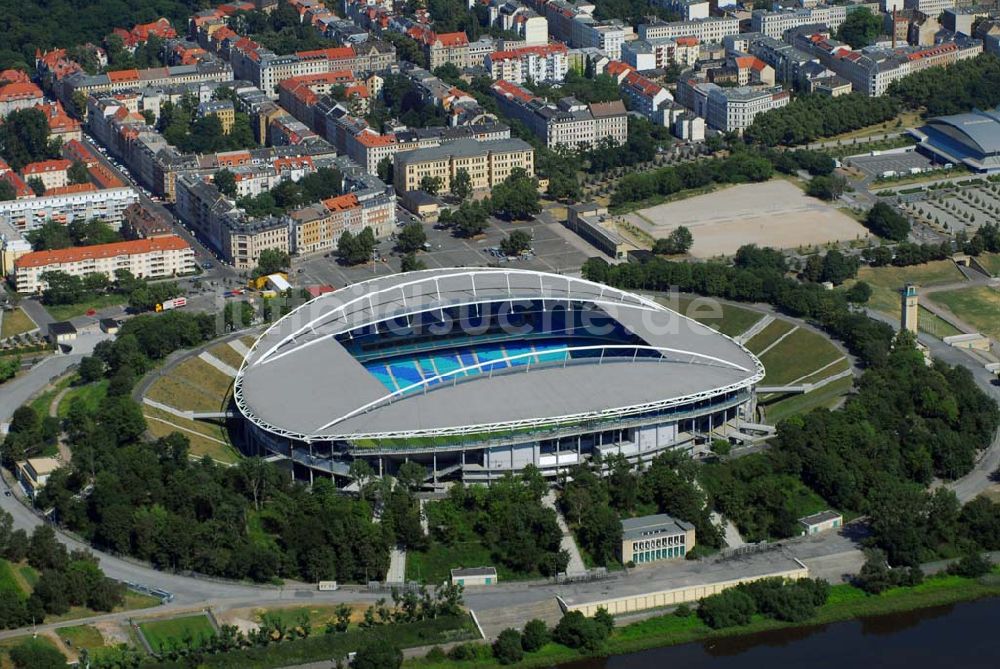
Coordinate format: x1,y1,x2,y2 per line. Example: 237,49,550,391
565,597,999,668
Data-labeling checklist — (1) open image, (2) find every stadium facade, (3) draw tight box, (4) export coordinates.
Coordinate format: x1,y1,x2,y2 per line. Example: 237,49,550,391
234,268,764,485
910,109,1000,174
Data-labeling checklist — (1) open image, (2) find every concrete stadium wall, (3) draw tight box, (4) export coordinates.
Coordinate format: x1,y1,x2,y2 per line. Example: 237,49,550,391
558,562,809,617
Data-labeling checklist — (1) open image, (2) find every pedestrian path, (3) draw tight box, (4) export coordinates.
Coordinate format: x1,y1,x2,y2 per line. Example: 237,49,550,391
198,351,238,377
542,491,586,575
387,547,407,584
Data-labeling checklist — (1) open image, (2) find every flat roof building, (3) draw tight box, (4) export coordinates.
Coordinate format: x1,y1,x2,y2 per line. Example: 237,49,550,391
799,510,842,535
621,514,696,565
450,566,498,586
393,138,534,195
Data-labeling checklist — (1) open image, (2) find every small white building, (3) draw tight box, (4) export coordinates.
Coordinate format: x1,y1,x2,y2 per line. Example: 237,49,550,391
799,510,842,536
450,566,497,586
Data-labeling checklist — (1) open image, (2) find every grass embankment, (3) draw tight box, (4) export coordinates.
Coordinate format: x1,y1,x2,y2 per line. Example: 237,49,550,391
975,252,1000,277
145,615,478,669
145,357,233,413
207,341,247,370
929,286,1000,340
0,635,62,669
409,572,1000,669
744,320,795,355
57,379,109,419
0,308,36,339
758,328,843,386
143,405,240,464
671,296,763,338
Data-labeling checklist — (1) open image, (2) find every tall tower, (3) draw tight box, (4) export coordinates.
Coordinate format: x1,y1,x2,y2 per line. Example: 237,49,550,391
900,283,918,334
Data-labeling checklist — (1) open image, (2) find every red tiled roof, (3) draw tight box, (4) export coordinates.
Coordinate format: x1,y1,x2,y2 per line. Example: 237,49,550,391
354,131,396,148
491,79,535,103
22,159,72,176
675,36,699,47
0,82,43,103
0,69,30,84
16,235,191,270
296,46,356,61
45,183,97,196
107,69,141,83
432,32,469,48
489,43,567,62
0,172,34,198
322,193,360,211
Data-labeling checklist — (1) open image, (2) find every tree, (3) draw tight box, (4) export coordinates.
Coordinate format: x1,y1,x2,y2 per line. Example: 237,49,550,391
492,628,524,665
697,588,756,628
499,229,532,257
652,226,693,255
521,618,550,652
252,248,290,278
420,175,443,195
0,180,15,201
40,271,85,304
401,252,426,272
214,168,237,197
806,175,847,201
846,281,873,304
396,222,427,253
67,160,89,185
27,177,45,196
552,611,608,651
78,356,104,383
452,168,473,201
837,8,882,48
710,439,732,457
0,108,52,171
352,637,402,669
948,552,992,578
856,549,893,594
338,228,377,265
864,202,911,241
377,156,393,184
490,169,540,220
8,640,66,669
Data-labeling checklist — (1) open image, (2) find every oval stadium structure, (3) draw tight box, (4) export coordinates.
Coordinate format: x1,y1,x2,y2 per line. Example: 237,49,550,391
234,268,764,485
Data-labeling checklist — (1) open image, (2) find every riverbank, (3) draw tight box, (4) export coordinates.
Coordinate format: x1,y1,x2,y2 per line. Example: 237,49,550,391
409,570,1000,668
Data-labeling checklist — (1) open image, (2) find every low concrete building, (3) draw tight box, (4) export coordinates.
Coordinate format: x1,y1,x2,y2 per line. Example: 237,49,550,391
798,510,842,536
566,203,630,260
401,190,441,222
450,566,498,586
620,514,696,565
99,318,121,335
48,321,77,344
16,457,61,499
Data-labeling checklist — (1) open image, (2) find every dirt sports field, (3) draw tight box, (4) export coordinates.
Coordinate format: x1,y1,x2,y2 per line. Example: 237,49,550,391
624,180,870,257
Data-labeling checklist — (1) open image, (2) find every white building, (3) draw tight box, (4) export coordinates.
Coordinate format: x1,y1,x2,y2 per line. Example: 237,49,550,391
639,17,740,43
486,44,569,84
14,234,195,293
0,186,139,232
705,84,791,133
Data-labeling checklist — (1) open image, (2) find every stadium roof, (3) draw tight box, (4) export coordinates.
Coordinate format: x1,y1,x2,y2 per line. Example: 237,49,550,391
924,110,1000,155
235,269,763,441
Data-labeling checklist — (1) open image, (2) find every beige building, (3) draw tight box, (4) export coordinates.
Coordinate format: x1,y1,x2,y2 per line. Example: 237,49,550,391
394,138,534,195
21,159,72,191
198,100,236,133
450,567,497,586
14,235,195,293
620,514,695,565
16,457,61,499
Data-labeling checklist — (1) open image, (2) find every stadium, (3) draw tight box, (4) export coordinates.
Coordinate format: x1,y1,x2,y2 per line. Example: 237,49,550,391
910,109,1000,173
234,268,764,485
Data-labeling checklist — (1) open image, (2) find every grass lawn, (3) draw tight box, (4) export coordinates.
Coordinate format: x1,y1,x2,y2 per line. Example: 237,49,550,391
762,376,853,424
57,379,109,419
139,614,215,651
46,590,161,624
144,356,233,413
253,604,367,630
143,406,241,464
58,624,106,651
44,293,127,322
917,306,963,339
672,296,763,338
928,286,1000,340
758,328,843,385
208,341,247,370
0,561,25,599
0,308,36,339
744,319,795,355
14,563,38,590
855,260,965,317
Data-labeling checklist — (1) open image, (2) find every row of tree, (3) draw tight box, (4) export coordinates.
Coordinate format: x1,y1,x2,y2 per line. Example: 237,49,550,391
744,93,899,148
38,267,184,313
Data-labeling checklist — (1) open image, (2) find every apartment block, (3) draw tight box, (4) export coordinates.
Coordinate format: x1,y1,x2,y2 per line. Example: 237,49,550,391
486,43,569,84
14,235,194,293
638,17,740,43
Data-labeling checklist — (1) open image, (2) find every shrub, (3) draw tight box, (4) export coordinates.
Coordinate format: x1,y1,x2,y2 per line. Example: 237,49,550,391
521,618,550,652
553,611,609,651
697,589,756,629
492,628,524,665
948,553,993,578
674,603,692,617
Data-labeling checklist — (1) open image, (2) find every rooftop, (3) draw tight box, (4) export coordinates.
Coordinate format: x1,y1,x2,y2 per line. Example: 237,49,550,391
16,235,191,269
621,514,695,541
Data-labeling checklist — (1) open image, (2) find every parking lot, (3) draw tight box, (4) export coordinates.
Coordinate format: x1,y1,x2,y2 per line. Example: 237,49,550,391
293,216,593,289
846,149,937,179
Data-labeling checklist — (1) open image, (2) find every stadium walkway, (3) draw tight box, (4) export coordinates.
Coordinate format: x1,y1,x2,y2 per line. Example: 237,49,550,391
543,492,587,576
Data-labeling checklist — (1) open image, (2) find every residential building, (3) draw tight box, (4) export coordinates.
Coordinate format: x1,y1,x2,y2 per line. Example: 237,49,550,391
624,36,700,70
0,81,44,116
705,84,790,133
657,0,710,21
620,70,674,123
14,235,195,293
394,138,534,194
197,100,236,132
425,31,471,70
21,159,73,191
904,0,957,15
122,202,174,239
0,185,139,231
619,514,696,565
486,43,569,84
491,80,628,149
638,17,740,43
488,1,549,45
54,60,233,108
